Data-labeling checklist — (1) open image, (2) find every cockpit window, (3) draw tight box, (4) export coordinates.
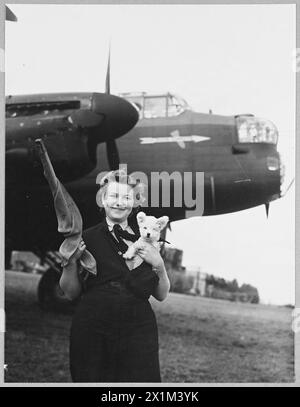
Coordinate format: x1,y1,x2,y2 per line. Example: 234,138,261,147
167,95,186,116
144,97,167,118
120,92,190,119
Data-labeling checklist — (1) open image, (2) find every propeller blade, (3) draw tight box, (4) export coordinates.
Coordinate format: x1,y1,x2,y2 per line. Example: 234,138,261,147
281,178,295,198
106,138,119,170
265,203,270,218
104,44,120,169
105,43,111,94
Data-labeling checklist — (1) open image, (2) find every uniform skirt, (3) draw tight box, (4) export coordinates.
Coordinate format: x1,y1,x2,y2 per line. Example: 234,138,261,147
69,280,161,383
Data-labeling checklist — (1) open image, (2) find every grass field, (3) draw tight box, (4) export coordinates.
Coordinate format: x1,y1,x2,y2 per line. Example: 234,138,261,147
4,270,294,383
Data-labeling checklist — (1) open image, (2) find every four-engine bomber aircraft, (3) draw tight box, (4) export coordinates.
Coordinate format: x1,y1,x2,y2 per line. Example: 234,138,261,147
4,6,286,309
5,90,285,309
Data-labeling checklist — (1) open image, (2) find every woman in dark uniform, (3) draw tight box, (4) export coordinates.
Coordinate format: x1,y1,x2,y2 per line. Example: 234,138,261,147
59,169,170,383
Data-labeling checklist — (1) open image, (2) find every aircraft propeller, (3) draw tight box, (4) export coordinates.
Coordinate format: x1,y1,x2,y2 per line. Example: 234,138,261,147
265,203,270,218
6,13,137,176
104,44,121,170
281,178,294,198
105,43,111,95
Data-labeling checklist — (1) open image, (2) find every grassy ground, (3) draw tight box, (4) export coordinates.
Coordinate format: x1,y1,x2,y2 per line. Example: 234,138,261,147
5,270,294,383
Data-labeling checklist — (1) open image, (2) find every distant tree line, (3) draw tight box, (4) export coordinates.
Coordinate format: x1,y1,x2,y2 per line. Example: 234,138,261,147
206,275,260,304
162,247,260,304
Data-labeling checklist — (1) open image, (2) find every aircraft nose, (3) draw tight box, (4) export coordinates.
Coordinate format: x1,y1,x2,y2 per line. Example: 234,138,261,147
91,93,139,141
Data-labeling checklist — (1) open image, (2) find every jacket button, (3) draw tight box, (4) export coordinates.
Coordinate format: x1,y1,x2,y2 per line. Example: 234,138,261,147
118,251,122,255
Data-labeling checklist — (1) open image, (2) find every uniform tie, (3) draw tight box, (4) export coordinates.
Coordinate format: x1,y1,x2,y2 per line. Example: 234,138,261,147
112,224,139,253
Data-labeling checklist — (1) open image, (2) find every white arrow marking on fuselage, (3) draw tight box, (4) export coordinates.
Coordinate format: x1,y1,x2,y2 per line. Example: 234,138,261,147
170,130,186,149
139,130,210,149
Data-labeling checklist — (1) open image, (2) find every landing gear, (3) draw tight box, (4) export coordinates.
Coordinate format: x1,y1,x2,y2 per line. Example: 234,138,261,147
37,252,77,312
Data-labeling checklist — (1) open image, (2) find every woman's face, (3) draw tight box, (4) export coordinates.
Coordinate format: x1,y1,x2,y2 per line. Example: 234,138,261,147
102,181,135,223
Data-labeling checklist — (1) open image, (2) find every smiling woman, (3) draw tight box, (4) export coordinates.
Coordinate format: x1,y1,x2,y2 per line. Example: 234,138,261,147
95,169,145,222
59,168,170,383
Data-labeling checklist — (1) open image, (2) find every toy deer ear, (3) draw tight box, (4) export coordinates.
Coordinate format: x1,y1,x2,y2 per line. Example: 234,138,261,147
136,211,146,225
157,216,169,230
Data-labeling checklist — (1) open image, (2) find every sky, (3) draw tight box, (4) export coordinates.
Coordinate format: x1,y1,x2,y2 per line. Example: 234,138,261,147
5,4,296,304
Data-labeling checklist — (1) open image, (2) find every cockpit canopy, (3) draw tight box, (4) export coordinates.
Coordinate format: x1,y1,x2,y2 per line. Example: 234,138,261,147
119,92,191,119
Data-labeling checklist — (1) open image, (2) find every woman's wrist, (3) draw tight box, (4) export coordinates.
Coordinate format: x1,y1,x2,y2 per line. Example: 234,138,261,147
63,260,78,271
152,259,165,273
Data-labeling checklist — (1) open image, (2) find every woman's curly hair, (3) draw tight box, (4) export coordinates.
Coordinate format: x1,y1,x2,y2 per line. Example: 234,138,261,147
96,168,146,220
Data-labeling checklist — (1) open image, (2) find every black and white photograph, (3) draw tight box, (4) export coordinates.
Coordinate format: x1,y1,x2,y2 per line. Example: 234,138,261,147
2,3,296,384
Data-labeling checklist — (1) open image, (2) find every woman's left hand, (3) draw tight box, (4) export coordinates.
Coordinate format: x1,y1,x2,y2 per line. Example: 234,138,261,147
137,244,164,269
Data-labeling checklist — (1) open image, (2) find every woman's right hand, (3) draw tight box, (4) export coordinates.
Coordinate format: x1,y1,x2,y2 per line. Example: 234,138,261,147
69,240,86,264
